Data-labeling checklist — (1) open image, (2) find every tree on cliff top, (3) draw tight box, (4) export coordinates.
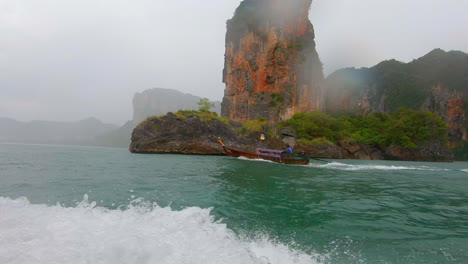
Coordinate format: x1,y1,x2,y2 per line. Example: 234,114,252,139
197,98,215,112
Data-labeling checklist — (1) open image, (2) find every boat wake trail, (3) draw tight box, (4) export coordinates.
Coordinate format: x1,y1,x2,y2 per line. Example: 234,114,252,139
314,162,449,172
0,196,322,264
237,156,275,163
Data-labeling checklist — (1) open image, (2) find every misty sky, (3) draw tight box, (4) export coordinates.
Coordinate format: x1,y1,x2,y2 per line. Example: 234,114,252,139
1,0,467,125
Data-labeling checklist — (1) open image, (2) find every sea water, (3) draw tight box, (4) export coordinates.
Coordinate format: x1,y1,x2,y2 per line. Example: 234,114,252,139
0,143,467,264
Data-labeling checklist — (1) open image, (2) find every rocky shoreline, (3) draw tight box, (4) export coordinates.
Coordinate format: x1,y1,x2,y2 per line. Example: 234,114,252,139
130,112,454,162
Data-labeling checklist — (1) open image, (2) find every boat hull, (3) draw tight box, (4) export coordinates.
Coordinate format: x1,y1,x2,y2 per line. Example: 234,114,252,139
222,146,309,165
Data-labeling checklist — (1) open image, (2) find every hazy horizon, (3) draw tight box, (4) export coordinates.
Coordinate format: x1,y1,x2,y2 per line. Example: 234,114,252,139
1,0,467,125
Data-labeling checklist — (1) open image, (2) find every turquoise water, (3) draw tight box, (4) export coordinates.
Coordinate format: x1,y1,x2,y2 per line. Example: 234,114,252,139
1,143,467,264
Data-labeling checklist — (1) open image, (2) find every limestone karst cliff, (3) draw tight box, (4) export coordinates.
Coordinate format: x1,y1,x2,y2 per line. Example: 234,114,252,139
325,49,468,146
222,0,324,122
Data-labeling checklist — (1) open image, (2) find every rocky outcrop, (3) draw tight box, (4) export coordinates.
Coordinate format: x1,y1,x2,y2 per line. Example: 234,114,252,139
130,115,229,155
130,112,286,155
296,141,345,159
133,88,221,123
222,0,324,122
294,140,451,161
130,112,453,161
129,112,347,157
383,142,454,162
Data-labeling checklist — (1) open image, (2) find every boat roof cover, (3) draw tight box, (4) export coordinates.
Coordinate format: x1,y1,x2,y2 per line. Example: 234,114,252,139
256,148,284,154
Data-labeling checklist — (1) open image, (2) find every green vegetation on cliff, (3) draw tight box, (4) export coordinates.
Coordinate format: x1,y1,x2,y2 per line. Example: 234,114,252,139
197,98,215,112
142,110,231,126
279,109,448,149
278,111,348,143
242,117,268,132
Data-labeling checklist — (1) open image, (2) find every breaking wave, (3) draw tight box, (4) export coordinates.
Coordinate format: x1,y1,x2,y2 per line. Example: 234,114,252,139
0,196,322,264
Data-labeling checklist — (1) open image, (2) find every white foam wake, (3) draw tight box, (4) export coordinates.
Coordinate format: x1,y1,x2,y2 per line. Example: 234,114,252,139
0,196,321,264
237,156,275,163
315,162,448,172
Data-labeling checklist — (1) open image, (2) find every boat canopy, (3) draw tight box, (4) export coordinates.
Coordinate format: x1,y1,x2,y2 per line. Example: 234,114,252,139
256,148,286,158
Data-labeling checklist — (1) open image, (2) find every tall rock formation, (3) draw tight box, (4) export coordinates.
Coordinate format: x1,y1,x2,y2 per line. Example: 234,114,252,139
222,0,324,122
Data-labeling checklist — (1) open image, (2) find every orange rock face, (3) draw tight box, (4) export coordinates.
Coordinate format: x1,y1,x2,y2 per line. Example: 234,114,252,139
447,97,467,145
425,86,467,146
222,0,324,122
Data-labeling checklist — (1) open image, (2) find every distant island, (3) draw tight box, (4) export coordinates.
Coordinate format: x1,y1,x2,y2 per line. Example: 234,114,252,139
0,117,118,146
0,88,220,148
130,0,467,162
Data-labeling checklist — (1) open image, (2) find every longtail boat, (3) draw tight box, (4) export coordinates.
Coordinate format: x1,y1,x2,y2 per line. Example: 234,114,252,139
217,138,309,165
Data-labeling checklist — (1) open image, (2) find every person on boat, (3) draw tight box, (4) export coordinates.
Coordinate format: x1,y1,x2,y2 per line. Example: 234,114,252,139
217,137,224,146
282,146,294,158
259,133,266,147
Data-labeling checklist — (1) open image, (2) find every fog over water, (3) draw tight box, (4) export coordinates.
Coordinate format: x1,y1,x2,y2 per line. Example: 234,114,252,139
1,0,467,125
